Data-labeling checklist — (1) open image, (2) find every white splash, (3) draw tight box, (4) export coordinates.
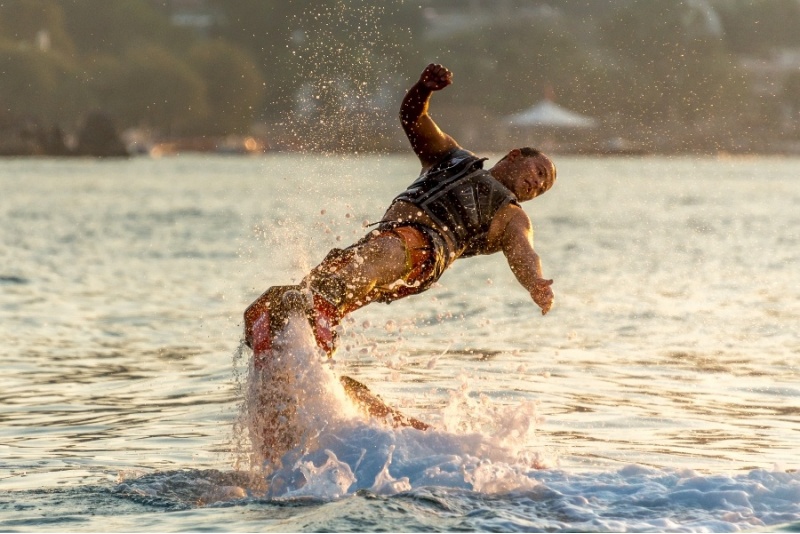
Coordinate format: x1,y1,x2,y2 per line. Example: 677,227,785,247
282,449,357,500
369,445,411,495
439,377,545,468
239,313,548,500
243,312,358,469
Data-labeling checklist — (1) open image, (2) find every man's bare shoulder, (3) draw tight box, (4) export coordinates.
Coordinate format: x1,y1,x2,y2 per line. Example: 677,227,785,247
487,203,531,251
498,203,532,230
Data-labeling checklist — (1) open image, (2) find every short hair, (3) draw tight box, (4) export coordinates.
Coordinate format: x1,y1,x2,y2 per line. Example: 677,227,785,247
518,147,543,158
501,147,557,184
498,147,544,162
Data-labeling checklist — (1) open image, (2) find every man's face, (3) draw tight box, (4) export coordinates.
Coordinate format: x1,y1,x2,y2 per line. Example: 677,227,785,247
512,155,556,201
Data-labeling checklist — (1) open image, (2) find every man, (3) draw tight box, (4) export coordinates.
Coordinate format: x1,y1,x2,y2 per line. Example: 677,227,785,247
244,64,555,426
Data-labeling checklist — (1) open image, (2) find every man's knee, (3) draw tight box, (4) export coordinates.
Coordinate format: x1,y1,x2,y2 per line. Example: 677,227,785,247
307,273,349,309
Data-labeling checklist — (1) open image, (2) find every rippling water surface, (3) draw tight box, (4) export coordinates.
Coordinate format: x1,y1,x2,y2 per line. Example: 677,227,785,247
1,154,799,532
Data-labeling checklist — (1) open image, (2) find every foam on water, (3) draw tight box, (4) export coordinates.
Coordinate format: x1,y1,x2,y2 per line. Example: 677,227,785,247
8,154,796,530
148,314,799,531
233,313,547,501
108,459,800,532
106,333,800,531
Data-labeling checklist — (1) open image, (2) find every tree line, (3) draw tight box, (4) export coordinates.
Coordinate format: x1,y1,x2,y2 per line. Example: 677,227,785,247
1,0,799,152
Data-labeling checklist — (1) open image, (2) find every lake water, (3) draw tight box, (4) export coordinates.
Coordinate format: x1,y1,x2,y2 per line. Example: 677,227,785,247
1,154,798,532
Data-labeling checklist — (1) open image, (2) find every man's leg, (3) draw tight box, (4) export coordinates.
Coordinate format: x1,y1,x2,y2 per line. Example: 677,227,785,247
244,232,411,355
306,232,409,313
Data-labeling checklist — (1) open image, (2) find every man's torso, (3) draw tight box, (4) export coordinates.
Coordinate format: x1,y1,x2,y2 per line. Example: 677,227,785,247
384,148,519,261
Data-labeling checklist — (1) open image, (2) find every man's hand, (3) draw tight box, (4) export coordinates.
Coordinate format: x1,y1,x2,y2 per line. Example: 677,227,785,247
418,63,453,92
530,278,554,315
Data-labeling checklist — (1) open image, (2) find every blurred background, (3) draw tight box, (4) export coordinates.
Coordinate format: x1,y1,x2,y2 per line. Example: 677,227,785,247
2,0,800,156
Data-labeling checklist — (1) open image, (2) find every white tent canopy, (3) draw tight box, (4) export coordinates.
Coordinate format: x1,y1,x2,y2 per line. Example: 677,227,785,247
505,100,597,128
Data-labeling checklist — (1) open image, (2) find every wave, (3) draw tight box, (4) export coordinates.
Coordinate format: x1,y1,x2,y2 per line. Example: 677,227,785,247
109,465,800,531
106,314,800,531
235,312,544,500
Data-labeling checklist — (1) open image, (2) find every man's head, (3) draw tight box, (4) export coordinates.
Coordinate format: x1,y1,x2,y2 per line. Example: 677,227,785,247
489,147,556,202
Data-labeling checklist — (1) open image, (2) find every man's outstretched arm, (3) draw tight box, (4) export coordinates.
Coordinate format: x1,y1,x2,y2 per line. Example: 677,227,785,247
400,63,460,168
499,206,554,315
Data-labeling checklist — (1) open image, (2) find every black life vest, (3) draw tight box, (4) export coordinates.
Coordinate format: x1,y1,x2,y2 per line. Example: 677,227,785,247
392,148,519,260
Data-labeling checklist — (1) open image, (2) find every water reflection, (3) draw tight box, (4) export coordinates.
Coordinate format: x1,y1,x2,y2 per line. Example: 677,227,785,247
2,155,798,494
